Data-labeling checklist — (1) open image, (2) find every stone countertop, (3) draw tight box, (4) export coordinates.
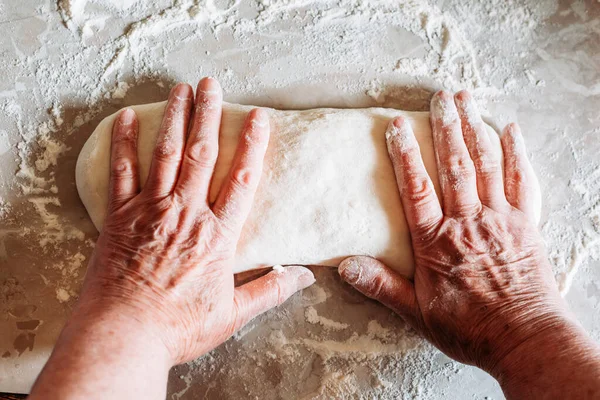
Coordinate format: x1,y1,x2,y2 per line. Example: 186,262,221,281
1,1,599,398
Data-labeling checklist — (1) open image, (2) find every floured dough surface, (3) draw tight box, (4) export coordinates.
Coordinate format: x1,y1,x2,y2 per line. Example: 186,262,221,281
76,101,536,278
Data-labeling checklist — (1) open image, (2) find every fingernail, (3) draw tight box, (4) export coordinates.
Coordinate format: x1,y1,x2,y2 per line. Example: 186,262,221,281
274,265,316,288
431,90,458,125
454,90,472,105
172,83,192,101
385,117,417,151
504,123,525,151
199,77,221,95
338,258,361,284
385,118,402,141
295,266,316,288
120,108,135,125
430,91,447,116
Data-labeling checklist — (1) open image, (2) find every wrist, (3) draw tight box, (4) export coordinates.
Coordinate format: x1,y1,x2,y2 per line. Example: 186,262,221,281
484,311,572,374
65,297,175,368
488,314,600,392
30,299,173,400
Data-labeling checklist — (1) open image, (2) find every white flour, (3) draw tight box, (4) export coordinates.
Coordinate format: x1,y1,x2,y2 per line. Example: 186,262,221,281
1,0,599,398
305,306,349,330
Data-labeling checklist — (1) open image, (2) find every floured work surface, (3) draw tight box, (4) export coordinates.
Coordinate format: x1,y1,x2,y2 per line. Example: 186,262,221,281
2,0,600,398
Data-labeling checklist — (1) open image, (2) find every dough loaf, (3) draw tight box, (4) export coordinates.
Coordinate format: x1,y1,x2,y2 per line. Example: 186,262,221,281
76,101,540,278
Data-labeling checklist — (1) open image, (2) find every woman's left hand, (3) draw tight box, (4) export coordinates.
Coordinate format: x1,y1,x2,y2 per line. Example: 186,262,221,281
29,78,314,400
77,77,315,364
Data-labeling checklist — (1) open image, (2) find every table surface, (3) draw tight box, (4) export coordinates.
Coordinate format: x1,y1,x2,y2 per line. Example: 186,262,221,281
1,0,600,398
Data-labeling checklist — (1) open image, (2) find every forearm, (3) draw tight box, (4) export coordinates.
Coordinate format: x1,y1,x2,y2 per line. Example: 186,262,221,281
491,318,600,399
29,304,173,400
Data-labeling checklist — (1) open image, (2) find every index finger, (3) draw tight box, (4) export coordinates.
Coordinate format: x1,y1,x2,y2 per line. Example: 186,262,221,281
386,117,443,238
212,109,270,234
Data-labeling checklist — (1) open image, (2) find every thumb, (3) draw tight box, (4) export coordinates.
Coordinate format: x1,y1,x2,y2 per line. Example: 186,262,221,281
339,256,420,323
231,265,315,332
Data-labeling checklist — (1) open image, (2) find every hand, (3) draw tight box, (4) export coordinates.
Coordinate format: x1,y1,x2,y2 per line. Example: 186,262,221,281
30,78,315,400
76,78,315,364
338,90,572,372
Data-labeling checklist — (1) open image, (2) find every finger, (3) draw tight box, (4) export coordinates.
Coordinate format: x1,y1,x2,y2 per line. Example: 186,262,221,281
338,256,420,324
454,91,508,211
144,83,194,197
175,77,223,204
386,117,443,237
430,91,481,217
501,123,540,222
231,266,315,332
108,108,139,211
212,108,270,234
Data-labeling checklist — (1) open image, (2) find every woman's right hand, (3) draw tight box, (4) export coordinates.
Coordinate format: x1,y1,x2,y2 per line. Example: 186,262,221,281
339,90,600,398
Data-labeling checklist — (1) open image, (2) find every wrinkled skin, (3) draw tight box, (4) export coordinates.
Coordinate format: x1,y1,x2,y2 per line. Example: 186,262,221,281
29,83,600,400
30,79,314,400
339,91,581,373
81,79,315,364
43,77,313,367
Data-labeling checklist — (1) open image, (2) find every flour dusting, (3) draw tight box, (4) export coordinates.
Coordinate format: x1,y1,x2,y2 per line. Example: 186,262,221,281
1,0,599,398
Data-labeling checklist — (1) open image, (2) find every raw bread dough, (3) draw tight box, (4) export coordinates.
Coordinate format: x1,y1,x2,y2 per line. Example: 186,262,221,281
76,101,540,278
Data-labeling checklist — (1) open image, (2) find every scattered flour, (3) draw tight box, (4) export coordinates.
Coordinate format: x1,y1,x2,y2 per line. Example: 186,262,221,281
305,306,349,330
272,264,285,273
1,0,598,398
56,288,70,303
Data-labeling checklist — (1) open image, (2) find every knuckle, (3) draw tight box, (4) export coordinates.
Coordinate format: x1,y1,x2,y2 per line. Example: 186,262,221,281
111,158,136,177
440,156,475,184
402,173,433,203
447,153,473,170
186,139,218,167
231,166,255,190
154,142,181,162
